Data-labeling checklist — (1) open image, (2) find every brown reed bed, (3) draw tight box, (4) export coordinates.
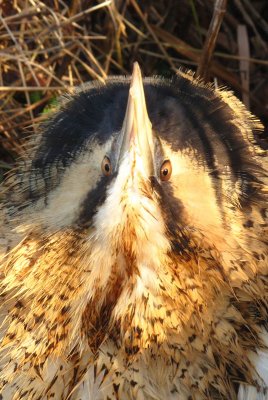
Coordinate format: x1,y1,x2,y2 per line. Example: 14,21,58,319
0,0,267,180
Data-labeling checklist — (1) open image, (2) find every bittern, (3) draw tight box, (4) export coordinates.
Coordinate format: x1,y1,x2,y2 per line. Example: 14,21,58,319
0,63,267,400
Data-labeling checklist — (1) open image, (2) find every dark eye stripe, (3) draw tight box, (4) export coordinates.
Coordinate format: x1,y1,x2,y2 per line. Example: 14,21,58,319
150,176,191,258
77,173,116,228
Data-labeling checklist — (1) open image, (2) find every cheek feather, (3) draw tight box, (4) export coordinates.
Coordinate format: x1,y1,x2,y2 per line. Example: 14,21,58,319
166,147,224,228
10,140,114,234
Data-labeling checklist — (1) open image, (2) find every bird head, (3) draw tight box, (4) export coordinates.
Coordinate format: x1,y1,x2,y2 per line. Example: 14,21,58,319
1,63,267,393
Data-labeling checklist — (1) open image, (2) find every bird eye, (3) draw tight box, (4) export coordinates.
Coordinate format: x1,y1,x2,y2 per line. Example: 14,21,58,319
160,160,172,181
101,156,112,176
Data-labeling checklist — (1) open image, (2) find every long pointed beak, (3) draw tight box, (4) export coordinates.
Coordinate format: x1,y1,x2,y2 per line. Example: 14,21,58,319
118,62,154,176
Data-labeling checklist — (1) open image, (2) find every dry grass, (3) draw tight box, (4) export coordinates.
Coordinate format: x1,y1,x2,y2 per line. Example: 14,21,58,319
0,0,267,179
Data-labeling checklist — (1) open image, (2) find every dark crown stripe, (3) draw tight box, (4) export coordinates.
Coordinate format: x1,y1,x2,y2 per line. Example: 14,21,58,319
204,97,247,174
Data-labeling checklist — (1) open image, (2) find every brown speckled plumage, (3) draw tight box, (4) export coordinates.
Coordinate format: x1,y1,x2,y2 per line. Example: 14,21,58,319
0,64,267,399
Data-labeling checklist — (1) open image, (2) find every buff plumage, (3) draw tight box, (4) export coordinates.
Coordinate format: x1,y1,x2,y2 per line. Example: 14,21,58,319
0,64,267,400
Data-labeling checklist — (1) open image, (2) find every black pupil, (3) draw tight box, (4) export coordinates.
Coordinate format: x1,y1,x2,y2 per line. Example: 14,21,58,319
105,163,110,172
163,168,168,176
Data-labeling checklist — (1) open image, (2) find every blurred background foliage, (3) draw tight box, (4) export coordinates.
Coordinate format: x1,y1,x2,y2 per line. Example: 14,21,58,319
0,0,267,180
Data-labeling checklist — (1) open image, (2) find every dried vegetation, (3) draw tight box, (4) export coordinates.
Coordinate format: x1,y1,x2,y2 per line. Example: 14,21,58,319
0,0,267,179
